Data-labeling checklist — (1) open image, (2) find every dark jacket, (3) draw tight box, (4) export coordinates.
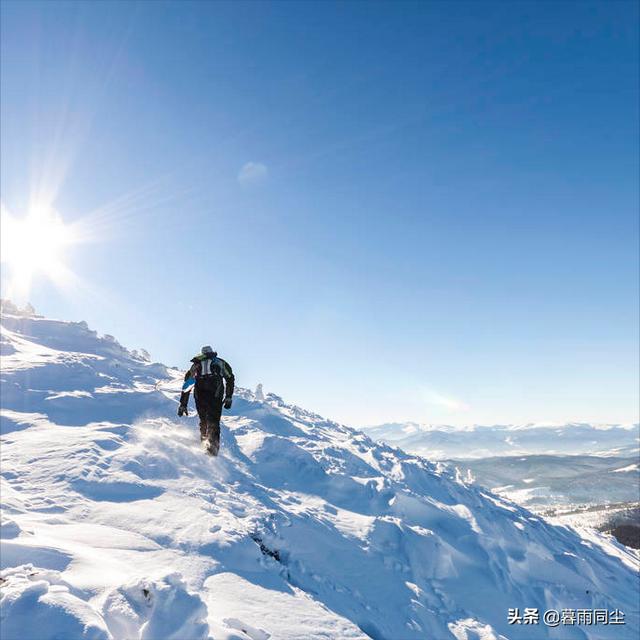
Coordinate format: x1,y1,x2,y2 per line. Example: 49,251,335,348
179,354,235,407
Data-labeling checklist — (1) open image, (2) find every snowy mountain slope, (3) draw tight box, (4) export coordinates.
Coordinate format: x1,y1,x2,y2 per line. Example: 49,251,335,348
1,304,638,640
363,422,639,460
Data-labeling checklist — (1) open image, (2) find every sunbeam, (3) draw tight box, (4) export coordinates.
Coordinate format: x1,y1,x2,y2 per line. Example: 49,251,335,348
0,202,79,297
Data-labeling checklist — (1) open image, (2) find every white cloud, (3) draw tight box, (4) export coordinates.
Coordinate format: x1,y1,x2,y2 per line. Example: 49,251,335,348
237,161,268,186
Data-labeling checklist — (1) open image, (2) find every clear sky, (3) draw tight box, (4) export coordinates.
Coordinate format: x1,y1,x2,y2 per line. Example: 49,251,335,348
1,0,638,427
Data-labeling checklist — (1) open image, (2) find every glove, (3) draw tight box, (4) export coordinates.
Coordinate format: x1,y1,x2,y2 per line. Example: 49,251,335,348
178,404,188,417
223,397,233,410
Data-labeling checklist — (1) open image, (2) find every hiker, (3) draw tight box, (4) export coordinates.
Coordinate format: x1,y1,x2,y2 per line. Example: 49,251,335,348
177,346,234,455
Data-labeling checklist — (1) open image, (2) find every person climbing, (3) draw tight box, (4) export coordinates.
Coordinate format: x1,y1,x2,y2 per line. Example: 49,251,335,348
177,345,234,455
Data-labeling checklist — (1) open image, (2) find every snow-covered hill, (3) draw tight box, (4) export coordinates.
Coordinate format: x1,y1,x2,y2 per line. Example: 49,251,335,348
1,302,638,640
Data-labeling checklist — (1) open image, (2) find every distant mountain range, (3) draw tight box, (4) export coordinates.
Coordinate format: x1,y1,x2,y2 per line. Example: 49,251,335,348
363,421,639,460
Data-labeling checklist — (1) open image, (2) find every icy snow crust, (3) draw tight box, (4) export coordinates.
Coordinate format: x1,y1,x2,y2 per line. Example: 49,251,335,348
1,307,638,640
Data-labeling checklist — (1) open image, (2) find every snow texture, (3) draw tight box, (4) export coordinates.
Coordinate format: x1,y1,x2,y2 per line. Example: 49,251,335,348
1,302,638,639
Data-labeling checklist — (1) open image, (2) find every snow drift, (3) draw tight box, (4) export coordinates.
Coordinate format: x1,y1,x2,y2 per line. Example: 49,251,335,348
1,302,638,639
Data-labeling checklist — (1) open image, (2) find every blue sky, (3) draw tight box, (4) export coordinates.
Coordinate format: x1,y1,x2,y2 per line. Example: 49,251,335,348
1,0,638,427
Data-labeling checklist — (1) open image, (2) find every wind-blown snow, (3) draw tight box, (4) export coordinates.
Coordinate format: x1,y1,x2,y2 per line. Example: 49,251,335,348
1,303,638,639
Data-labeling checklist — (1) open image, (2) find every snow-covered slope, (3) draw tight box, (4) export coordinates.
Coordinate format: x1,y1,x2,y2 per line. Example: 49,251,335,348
1,303,638,640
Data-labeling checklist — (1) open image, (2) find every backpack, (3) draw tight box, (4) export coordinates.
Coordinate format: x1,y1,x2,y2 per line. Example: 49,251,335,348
196,357,223,395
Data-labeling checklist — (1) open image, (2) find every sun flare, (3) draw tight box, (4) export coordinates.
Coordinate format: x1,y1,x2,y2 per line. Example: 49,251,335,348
1,204,78,296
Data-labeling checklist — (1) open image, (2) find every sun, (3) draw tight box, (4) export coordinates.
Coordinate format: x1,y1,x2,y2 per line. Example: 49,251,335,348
1,204,78,296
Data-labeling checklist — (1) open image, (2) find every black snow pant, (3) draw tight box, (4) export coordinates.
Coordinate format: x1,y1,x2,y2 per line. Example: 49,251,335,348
194,387,223,453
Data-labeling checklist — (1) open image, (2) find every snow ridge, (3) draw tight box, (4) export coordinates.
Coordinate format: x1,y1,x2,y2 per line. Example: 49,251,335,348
1,304,638,639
